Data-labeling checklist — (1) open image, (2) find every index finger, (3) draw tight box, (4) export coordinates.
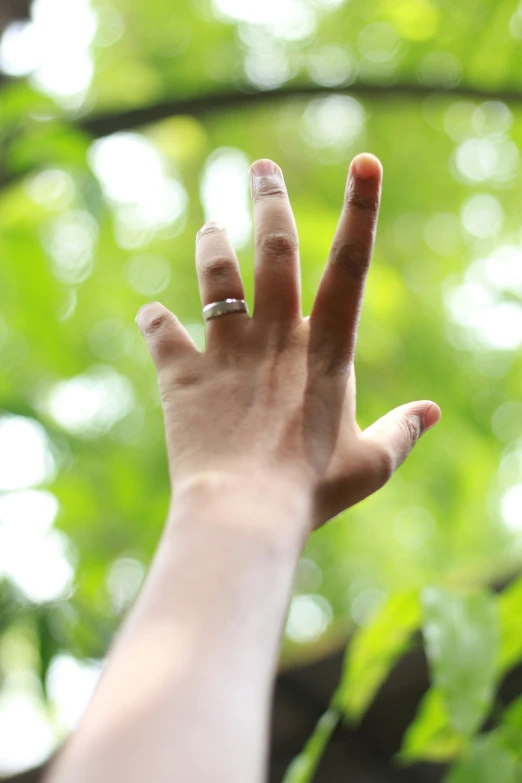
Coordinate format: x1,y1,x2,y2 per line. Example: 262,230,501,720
309,153,382,371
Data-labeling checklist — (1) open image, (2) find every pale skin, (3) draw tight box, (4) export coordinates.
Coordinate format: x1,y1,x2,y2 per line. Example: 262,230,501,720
44,153,440,783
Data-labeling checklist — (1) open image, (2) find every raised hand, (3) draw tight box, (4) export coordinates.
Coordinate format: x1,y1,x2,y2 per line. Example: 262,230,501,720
136,154,440,533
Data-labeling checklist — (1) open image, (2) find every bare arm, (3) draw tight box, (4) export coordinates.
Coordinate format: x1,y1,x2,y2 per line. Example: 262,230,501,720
46,476,309,783
44,154,439,783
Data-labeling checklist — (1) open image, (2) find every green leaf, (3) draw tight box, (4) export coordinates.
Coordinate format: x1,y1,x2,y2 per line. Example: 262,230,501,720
498,575,522,675
501,694,522,731
281,707,340,783
336,590,421,721
399,687,465,763
421,587,499,736
498,695,522,762
445,733,518,783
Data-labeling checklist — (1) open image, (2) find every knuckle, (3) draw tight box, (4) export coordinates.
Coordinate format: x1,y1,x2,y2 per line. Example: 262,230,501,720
402,414,422,449
345,189,379,216
331,240,370,283
320,351,348,377
160,363,200,393
256,231,298,257
310,337,350,376
253,178,287,200
200,255,234,283
372,445,395,488
144,313,171,336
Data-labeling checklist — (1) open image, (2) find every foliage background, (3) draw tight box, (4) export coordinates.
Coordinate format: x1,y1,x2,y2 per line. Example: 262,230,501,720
1,0,522,777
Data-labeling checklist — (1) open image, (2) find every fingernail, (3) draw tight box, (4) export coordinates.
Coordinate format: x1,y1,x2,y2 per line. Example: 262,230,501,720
196,220,225,241
352,153,383,180
423,403,441,432
135,302,159,329
135,304,148,327
250,159,277,177
249,159,285,200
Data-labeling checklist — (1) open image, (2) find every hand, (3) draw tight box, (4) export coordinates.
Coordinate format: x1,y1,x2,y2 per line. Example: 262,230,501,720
136,154,440,533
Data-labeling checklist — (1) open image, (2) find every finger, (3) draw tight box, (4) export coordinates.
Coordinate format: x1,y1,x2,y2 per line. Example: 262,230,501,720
310,153,382,372
195,220,249,342
360,401,440,486
250,159,301,327
136,302,198,374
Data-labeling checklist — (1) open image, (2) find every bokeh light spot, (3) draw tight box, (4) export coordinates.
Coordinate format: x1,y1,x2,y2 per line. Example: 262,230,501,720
454,139,498,182
46,366,135,437
357,22,400,64
89,133,188,250
301,95,365,151
244,46,293,90
492,403,522,443
26,169,76,212
308,0,347,8
501,485,522,532
56,288,78,323
106,557,145,613
285,594,333,643
0,682,54,774
94,6,125,48
480,304,522,351
444,101,476,142
0,417,55,491
0,0,97,107
294,557,323,593
200,149,252,249
453,138,519,184
0,490,58,535
510,4,522,39
472,101,513,137
460,194,503,239
126,254,172,296
47,654,102,732
43,210,98,285
350,588,387,627
307,45,356,87
424,213,461,257
445,243,522,352
417,51,461,88
0,529,74,604
213,0,310,26
88,319,131,362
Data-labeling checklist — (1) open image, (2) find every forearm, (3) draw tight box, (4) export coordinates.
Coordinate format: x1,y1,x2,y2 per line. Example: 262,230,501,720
45,473,311,783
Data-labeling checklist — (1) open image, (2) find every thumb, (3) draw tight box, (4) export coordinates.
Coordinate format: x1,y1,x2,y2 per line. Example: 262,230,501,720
361,400,440,479
135,302,197,373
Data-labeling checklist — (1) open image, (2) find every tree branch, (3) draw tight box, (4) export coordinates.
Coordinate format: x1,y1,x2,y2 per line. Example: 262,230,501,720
0,0,32,91
2,78,522,191
79,80,522,139
0,0,31,31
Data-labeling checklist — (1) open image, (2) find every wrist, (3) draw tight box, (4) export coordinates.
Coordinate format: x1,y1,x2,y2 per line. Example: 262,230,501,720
168,469,313,553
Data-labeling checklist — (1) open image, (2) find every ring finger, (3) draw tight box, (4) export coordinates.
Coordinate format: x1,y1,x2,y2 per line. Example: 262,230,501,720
195,220,249,344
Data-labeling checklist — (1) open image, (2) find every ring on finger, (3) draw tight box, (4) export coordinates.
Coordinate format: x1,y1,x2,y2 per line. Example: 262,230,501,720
203,298,249,322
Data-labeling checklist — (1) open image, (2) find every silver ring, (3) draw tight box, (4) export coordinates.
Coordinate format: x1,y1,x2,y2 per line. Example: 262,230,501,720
203,298,249,322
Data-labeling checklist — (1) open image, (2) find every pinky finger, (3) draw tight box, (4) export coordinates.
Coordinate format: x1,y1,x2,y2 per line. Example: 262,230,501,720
136,302,199,373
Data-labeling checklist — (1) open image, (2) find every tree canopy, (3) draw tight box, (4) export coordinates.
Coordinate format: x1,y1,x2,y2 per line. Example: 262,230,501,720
1,0,522,777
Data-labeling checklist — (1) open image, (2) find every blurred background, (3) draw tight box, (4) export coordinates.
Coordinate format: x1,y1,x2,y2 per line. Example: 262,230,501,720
0,0,522,777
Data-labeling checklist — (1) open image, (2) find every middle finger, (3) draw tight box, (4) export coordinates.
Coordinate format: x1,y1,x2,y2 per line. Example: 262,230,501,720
250,159,301,328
